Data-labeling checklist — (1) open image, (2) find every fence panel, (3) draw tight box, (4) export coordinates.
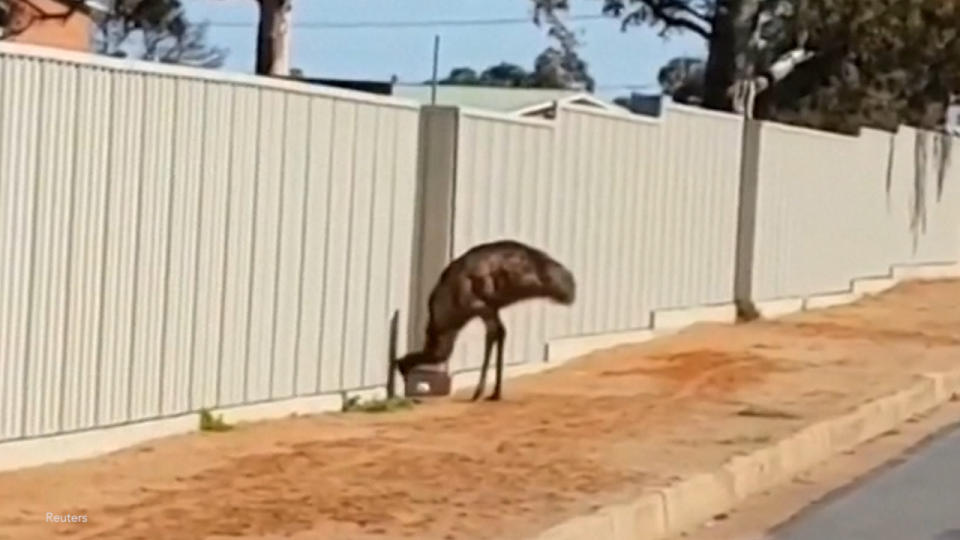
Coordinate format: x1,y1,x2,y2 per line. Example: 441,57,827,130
0,44,419,442
751,122,960,301
888,127,960,264
1,55,44,440
4,42,960,448
446,104,743,372
554,104,743,337
448,110,556,373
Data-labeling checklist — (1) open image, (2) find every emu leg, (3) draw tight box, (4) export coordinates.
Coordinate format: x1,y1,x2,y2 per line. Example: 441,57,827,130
471,328,496,401
488,315,506,401
487,333,506,401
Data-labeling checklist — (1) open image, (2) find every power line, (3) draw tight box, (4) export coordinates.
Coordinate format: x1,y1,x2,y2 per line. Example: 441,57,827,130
394,80,658,91
204,13,658,93
207,14,610,29
596,83,658,90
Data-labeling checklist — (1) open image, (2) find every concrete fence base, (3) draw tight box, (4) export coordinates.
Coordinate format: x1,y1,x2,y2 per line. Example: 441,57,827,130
753,262,960,318
0,414,198,474
851,277,898,295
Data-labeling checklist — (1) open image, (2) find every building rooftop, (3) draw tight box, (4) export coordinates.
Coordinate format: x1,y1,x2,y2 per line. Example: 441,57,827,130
294,77,627,118
391,84,586,113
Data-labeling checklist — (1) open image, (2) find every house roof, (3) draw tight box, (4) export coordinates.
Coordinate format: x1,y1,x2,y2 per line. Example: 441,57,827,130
391,84,618,116
512,92,618,116
391,84,580,113
47,0,112,15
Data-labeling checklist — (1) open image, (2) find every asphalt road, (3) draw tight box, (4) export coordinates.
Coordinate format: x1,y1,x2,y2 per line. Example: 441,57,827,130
772,422,960,540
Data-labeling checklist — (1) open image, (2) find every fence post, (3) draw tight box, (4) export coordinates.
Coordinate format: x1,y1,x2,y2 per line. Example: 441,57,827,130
733,119,763,320
407,106,460,355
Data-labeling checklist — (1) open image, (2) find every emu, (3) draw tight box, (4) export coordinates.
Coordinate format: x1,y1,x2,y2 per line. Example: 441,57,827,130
395,239,576,401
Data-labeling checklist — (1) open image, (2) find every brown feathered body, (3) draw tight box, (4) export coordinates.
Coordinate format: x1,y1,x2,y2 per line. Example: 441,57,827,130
397,240,575,378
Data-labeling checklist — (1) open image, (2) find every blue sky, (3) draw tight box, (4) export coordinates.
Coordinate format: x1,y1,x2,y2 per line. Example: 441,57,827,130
185,0,706,99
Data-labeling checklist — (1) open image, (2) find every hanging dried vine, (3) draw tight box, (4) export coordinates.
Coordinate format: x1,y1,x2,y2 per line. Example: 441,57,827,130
911,130,929,252
884,133,895,210
933,131,953,202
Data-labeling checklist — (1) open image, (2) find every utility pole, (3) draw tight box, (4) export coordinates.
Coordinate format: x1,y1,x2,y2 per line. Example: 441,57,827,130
430,34,440,105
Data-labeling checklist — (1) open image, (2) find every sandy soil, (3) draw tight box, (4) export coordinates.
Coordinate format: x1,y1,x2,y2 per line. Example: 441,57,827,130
1,280,959,540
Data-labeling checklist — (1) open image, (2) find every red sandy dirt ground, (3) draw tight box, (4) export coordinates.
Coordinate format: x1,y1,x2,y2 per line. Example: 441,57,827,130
1,280,959,540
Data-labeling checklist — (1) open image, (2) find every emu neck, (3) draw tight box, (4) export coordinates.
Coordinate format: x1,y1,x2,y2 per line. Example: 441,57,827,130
423,326,458,363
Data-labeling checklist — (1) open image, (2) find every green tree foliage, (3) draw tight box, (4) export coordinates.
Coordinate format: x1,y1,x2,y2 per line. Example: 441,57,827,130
656,56,705,105
434,48,595,91
438,1,594,91
437,63,528,87
597,0,960,133
761,0,960,133
535,0,797,109
436,1,596,92
96,0,227,68
530,46,595,90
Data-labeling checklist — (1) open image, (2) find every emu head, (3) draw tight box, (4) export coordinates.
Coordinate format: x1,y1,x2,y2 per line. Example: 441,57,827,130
394,350,432,380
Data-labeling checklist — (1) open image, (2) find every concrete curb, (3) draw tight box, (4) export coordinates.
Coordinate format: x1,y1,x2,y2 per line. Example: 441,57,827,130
530,368,960,540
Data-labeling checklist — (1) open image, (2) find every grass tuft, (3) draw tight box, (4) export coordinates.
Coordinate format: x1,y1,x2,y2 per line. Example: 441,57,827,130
199,408,234,432
342,396,416,414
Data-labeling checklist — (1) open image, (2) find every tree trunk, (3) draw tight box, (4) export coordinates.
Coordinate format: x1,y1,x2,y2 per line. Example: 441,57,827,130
255,0,291,76
702,0,763,111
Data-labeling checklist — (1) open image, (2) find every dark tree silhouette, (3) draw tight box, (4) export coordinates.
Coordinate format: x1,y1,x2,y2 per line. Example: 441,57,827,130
433,2,594,92
95,0,227,68
532,0,807,110
656,56,706,105
434,51,594,92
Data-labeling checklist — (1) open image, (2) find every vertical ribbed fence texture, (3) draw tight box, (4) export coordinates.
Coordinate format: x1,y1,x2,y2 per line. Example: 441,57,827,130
446,104,744,373
751,123,960,301
2,44,960,445
0,46,419,442
449,110,557,374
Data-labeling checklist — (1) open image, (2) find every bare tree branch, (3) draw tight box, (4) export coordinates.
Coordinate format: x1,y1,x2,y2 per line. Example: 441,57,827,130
95,1,226,68
624,0,711,39
665,0,711,25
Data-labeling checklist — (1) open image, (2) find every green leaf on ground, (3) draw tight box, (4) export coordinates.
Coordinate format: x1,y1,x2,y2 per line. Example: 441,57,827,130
199,408,234,432
342,396,416,414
